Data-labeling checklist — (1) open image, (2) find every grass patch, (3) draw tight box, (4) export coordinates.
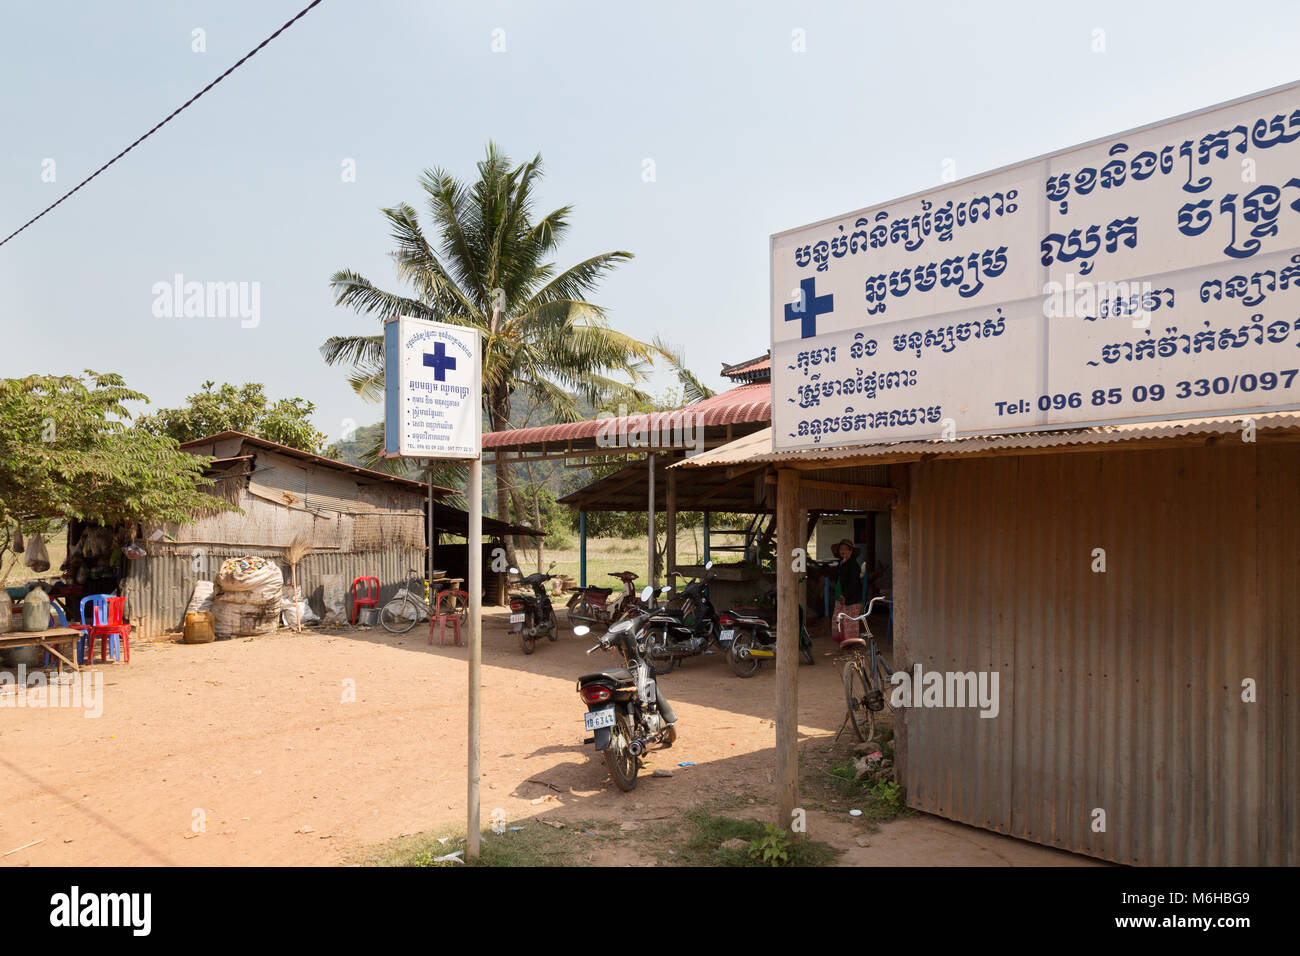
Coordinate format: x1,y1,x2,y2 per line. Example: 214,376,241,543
366,818,610,867
658,807,839,867
825,770,908,822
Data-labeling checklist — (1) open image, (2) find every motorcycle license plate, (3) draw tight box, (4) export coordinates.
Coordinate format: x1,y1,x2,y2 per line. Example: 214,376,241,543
719,628,734,644
509,613,525,624
584,707,616,732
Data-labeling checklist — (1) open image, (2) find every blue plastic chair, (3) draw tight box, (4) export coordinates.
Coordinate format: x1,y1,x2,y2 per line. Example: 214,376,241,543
75,594,121,664
42,603,76,667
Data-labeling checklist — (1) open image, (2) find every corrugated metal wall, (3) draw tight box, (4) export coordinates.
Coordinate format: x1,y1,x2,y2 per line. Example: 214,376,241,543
901,442,1297,866
122,543,426,639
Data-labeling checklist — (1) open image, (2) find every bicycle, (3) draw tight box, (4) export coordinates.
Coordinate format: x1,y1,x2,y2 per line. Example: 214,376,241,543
380,569,467,634
836,596,894,742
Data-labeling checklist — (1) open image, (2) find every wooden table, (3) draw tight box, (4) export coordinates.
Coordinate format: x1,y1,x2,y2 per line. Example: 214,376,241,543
0,628,81,673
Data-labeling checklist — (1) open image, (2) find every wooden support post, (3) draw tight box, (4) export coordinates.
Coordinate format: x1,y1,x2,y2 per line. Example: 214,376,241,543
775,468,801,831
434,463,444,582
647,453,657,587
579,509,588,588
888,462,911,786
665,463,677,586
702,510,711,563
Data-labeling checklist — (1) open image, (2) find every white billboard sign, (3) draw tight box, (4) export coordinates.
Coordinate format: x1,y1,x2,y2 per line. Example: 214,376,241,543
383,316,481,459
771,81,1300,450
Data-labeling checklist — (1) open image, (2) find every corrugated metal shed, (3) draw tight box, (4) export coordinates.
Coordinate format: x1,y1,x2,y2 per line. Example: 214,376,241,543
123,542,426,639
900,442,1296,866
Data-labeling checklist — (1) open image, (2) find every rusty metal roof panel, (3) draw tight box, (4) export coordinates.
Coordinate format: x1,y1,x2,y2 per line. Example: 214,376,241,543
482,383,772,450
179,431,453,496
677,411,1300,468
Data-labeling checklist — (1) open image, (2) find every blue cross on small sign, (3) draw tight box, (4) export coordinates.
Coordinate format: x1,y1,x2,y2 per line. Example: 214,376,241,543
422,341,457,381
784,276,834,339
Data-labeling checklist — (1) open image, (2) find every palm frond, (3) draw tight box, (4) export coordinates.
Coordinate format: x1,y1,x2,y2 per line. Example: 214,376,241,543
652,335,716,404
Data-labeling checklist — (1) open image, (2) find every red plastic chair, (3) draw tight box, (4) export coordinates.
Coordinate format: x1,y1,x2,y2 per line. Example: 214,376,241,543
429,589,468,647
88,596,131,664
350,577,380,624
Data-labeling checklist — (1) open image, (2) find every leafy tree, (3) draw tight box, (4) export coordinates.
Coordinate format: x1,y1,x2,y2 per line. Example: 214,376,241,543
137,381,326,452
320,143,659,564
0,372,234,544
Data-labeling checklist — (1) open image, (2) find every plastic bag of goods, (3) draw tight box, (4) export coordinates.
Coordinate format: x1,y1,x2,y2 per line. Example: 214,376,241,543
212,598,281,638
281,594,320,628
185,580,215,616
215,556,283,603
319,573,347,626
24,533,50,573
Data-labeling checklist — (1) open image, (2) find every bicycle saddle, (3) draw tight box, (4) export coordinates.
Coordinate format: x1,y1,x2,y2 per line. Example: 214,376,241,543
839,636,867,650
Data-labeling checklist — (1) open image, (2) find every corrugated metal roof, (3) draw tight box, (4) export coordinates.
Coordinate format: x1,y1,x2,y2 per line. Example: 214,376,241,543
676,411,1300,468
482,382,772,450
179,431,454,495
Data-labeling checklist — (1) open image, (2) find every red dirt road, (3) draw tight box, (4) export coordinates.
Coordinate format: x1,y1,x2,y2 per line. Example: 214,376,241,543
0,609,1086,866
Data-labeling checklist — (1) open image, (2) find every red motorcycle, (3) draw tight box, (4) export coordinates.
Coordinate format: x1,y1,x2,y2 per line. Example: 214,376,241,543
566,571,639,630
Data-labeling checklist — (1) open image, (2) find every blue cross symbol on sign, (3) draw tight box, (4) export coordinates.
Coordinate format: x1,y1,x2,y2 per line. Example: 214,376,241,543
422,341,457,381
783,276,834,339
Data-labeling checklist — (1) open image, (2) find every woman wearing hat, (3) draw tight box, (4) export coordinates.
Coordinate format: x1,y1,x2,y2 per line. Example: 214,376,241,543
831,539,864,645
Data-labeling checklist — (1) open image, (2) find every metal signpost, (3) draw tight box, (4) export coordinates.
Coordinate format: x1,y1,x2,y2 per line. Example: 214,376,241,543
384,315,484,860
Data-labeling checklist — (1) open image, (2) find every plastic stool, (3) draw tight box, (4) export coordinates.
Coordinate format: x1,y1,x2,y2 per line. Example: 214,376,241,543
350,577,380,624
429,589,468,647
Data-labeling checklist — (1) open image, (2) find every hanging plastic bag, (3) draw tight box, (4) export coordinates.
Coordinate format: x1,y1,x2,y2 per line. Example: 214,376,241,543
12,527,24,554
25,533,50,573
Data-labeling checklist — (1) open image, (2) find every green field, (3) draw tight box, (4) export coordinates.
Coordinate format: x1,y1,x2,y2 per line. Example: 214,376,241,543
510,532,746,586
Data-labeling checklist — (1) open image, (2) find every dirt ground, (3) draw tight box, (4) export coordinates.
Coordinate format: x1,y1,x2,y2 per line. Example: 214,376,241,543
0,608,1094,867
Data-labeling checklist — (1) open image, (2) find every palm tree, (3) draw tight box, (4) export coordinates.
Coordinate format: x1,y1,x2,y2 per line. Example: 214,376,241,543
321,144,656,564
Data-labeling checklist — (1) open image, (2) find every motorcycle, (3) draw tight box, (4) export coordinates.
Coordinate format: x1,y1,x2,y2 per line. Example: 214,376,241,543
639,562,723,676
721,587,816,678
508,562,559,654
565,570,640,630
573,593,678,792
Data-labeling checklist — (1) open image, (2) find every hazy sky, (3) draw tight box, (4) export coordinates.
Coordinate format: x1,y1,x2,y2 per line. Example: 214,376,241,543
4,0,1300,444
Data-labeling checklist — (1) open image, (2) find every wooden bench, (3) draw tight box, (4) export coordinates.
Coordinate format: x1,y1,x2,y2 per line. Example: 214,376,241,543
0,627,82,673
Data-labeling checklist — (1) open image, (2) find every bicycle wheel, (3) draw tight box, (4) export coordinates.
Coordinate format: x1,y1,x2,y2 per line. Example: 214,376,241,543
872,654,897,723
380,596,418,634
843,659,874,742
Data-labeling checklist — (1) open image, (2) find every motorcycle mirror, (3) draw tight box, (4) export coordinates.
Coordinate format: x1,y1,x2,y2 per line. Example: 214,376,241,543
508,567,520,575
659,586,672,597
572,625,591,637
640,585,654,602
705,560,714,570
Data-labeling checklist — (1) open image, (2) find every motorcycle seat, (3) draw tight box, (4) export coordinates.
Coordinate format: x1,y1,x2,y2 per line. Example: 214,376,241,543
646,614,686,626
727,613,769,626
579,667,635,685
583,586,613,595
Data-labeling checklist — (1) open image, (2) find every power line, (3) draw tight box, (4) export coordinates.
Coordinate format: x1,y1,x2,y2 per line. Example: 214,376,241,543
0,0,325,249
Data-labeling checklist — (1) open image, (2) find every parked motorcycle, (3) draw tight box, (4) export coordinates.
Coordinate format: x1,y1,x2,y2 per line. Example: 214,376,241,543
574,595,678,792
721,588,816,678
508,562,559,654
565,571,639,630
639,562,722,676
